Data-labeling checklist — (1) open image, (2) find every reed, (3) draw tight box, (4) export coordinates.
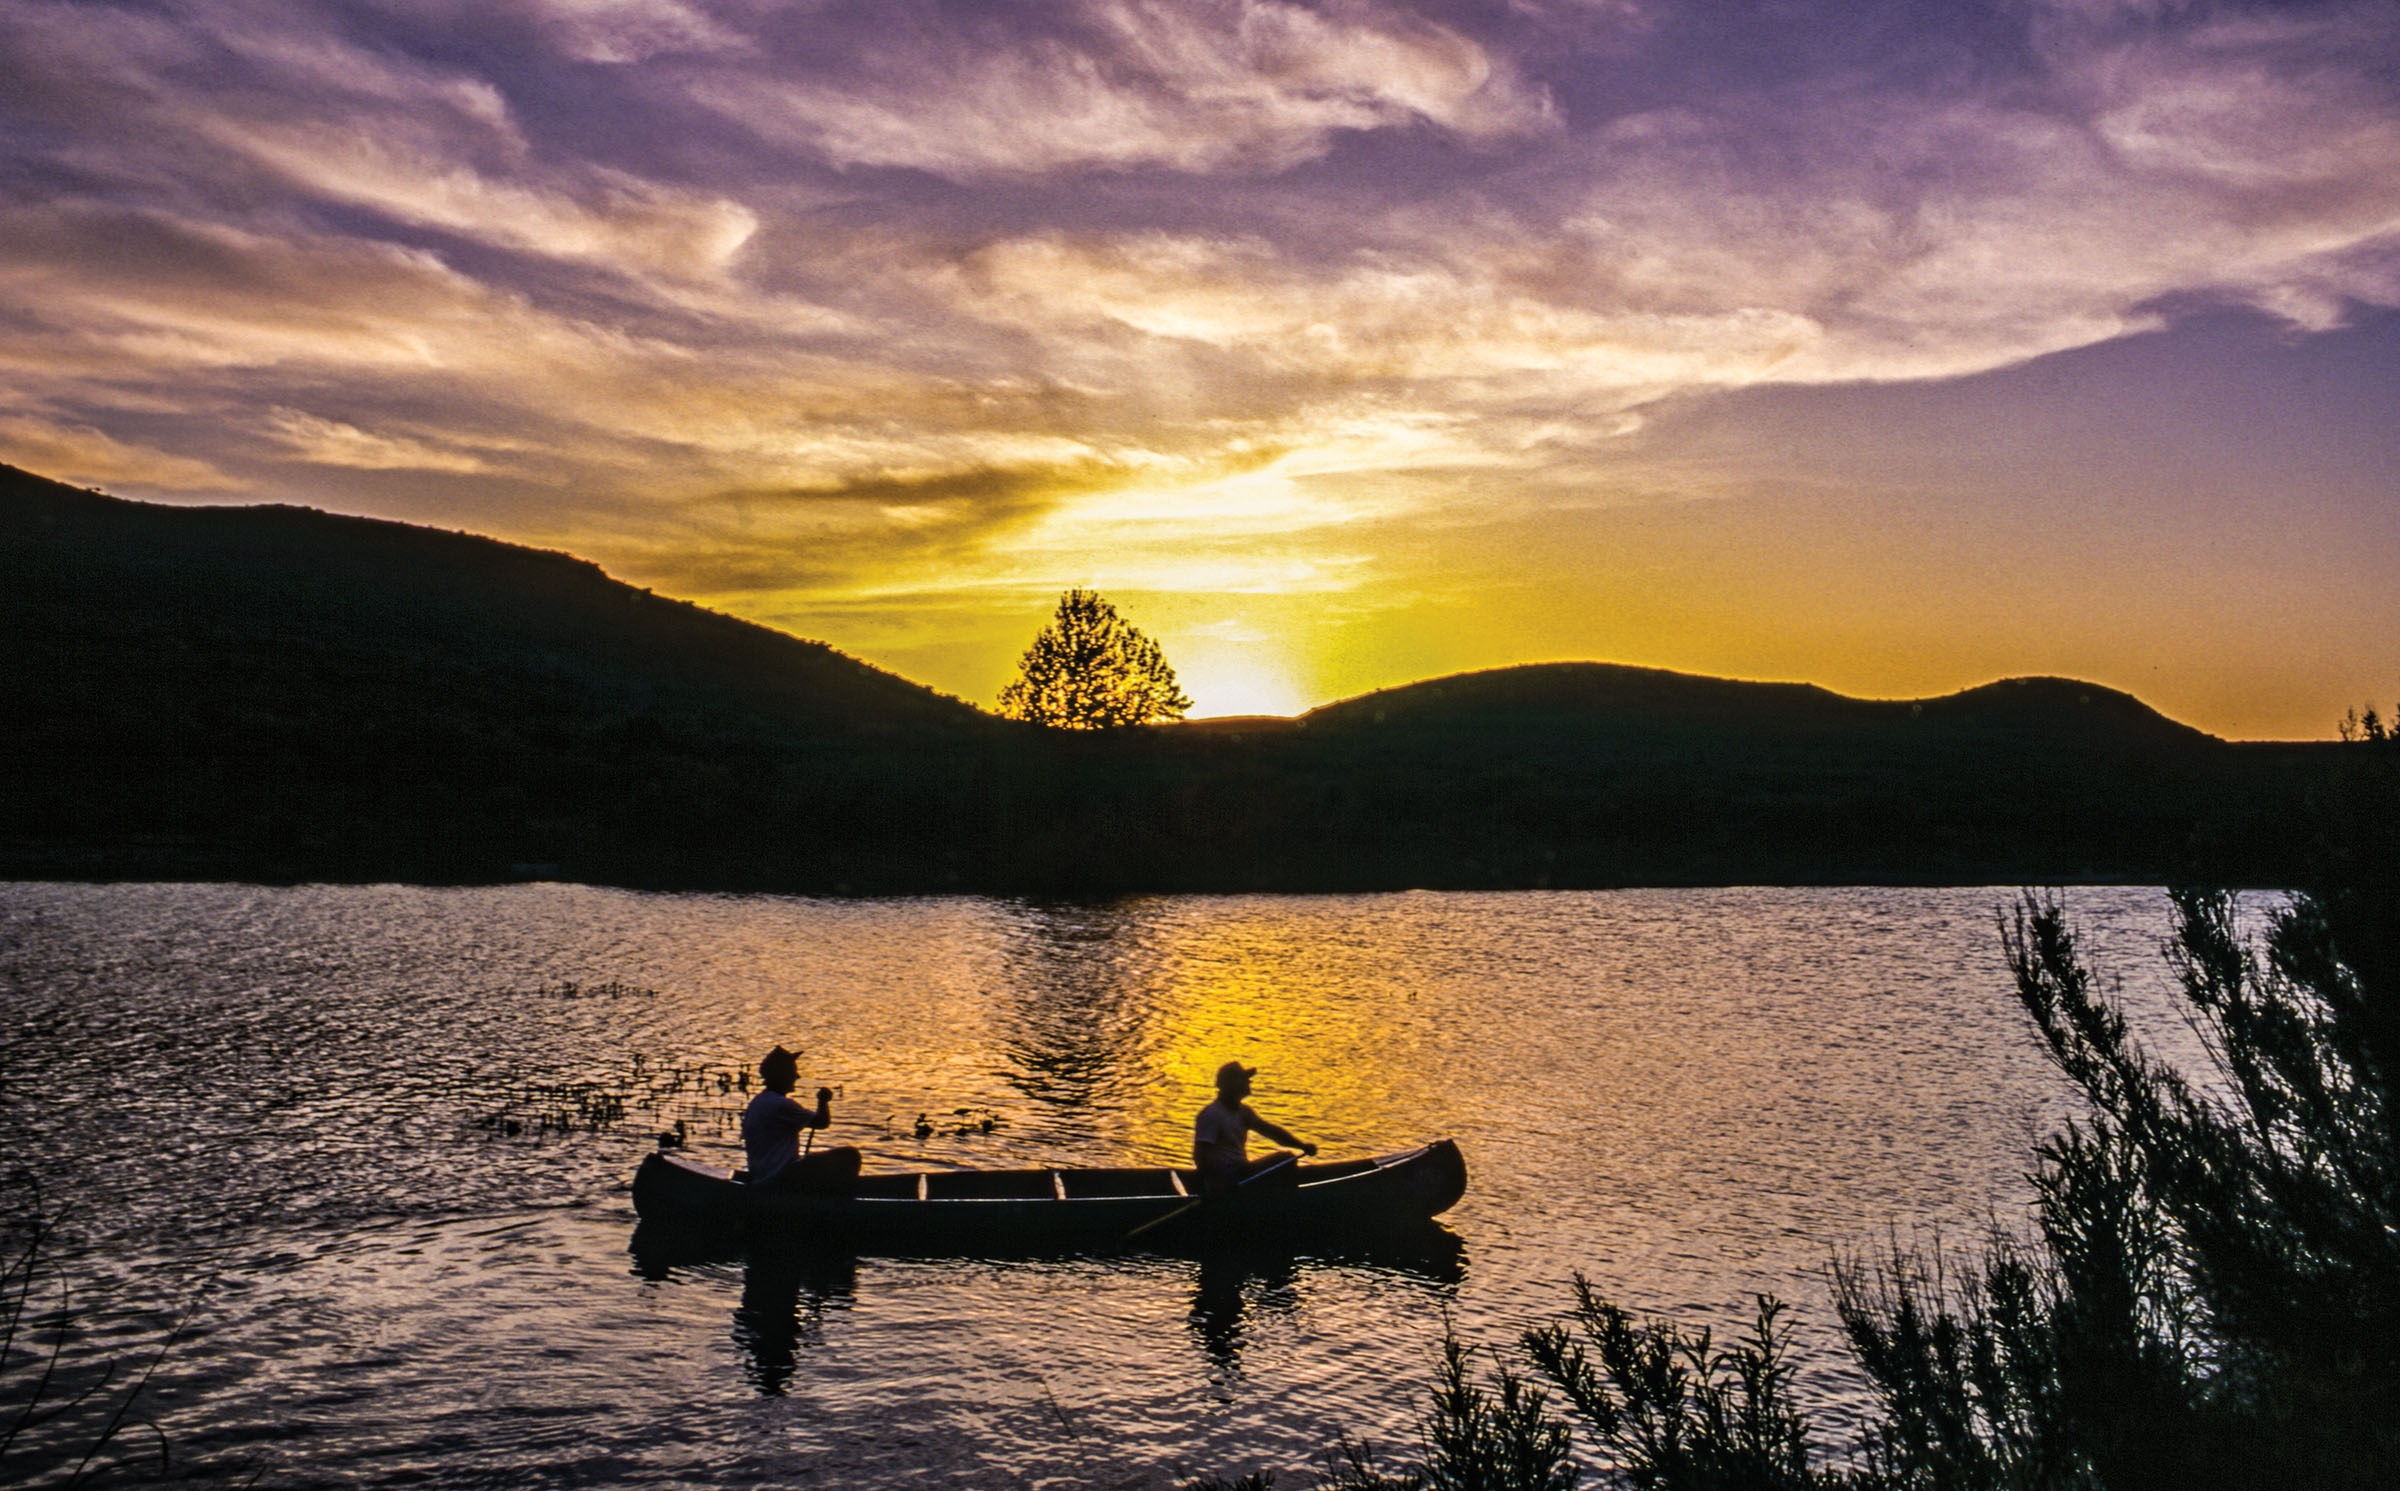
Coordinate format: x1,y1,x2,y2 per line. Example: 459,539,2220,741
1,1175,210,1488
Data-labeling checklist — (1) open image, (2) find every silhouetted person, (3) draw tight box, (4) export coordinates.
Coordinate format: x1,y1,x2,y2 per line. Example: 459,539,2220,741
1193,1060,1316,1195
742,1045,861,1194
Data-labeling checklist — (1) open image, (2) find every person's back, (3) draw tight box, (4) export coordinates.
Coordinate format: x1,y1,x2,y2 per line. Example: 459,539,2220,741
742,1085,817,1182
1192,1060,1316,1194
1193,1090,1251,1177
741,1044,860,1195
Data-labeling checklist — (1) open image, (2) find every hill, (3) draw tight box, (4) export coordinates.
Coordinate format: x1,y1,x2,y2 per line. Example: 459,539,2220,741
1304,662,2217,754
0,465,1004,887
1101,663,2315,889
1,467,2336,891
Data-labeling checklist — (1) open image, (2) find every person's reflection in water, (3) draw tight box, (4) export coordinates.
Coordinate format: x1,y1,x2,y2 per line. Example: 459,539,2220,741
1188,1252,1301,1397
732,1250,857,1397
1190,1234,1468,1399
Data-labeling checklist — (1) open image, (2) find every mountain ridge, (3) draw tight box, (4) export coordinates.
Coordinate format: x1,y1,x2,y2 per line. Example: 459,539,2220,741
1299,661,2218,749
2,465,2335,892
2,465,989,738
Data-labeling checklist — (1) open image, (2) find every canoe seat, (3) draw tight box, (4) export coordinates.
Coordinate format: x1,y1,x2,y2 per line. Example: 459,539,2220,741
1058,1168,1182,1199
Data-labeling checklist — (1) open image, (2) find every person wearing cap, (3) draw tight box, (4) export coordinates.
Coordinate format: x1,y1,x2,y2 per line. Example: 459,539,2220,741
1193,1060,1316,1195
742,1045,861,1194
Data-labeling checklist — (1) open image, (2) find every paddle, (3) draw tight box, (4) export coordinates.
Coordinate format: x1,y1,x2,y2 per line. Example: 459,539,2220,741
797,1084,838,1160
1121,1151,1302,1243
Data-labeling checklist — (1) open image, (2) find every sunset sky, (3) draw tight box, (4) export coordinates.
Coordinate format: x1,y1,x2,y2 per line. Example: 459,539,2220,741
3,0,2395,736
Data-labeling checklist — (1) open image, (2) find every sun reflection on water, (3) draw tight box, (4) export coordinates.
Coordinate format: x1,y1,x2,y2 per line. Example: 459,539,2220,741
0,881,2215,1489
1127,904,1458,1164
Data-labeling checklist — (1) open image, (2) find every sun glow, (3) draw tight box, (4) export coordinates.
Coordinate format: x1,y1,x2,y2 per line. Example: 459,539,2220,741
1168,646,1309,719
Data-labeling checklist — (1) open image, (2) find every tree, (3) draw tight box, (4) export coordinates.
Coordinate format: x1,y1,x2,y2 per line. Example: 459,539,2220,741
1741,716,2398,1490
997,588,1192,729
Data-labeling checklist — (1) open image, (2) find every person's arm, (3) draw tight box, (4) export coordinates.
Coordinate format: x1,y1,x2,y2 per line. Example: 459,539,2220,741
810,1087,834,1130
1244,1108,1318,1157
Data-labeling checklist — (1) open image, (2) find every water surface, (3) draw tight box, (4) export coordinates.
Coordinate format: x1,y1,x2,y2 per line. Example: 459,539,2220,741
0,884,2203,1487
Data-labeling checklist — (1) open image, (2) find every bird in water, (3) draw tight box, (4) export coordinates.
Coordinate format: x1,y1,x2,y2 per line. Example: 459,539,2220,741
656,1119,688,1150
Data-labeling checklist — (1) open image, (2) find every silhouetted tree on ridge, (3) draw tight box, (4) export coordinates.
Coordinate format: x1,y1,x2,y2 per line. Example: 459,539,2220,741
0,466,2341,890
998,588,1192,729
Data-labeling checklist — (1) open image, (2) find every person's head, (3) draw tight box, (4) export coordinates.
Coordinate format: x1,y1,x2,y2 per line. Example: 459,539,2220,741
760,1045,801,1094
1214,1060,1256,1100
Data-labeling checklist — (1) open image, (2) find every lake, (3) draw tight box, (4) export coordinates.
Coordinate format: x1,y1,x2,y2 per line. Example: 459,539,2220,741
0,883,2207,1487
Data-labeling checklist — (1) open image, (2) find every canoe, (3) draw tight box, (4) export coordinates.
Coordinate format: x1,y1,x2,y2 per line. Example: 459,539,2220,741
630,1139,1467,1251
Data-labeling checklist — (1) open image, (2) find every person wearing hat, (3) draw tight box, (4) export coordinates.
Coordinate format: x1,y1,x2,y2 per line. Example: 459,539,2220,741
742,1045,861,1194
1192,1060,1316,1196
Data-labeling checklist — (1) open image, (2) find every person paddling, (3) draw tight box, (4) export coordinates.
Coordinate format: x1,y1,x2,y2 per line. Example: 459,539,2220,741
742,1045,861,1194
1193,1060,1316,1195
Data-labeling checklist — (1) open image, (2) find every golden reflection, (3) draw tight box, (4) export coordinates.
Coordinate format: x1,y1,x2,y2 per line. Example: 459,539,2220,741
983,900,1458,1167
1133,909,1442,1163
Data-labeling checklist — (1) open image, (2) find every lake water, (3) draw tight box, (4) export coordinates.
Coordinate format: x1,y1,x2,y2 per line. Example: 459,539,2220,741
0,883,2211,1488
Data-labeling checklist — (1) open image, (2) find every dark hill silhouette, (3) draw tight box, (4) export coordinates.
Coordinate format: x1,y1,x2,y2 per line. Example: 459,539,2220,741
1,464,2334,892
2,465,983,735
1306,662,2215,750
1072,661,2296,893
2,464,1002,887
1309,661,1861,732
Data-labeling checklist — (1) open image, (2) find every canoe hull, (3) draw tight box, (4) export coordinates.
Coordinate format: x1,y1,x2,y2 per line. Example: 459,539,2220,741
631,1141,1467,1252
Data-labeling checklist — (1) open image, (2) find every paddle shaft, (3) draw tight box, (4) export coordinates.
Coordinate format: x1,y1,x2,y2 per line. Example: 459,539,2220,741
1122,1152,1301,1242
798,1087,838,1159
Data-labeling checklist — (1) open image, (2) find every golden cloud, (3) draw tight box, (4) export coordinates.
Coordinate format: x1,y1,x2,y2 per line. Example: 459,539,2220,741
0,416,247,492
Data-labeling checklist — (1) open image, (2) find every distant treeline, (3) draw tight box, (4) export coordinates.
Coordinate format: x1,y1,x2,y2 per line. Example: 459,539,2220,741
0,464,2337,893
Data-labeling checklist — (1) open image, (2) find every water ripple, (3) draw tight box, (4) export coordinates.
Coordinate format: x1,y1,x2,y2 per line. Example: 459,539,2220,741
0,882,2221,1487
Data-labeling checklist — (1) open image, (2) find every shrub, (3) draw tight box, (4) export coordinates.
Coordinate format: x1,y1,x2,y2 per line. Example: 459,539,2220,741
1209,721,2395,1490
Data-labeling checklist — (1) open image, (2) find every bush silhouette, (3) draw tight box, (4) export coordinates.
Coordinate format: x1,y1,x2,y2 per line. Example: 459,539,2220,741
1210,719,2396,1489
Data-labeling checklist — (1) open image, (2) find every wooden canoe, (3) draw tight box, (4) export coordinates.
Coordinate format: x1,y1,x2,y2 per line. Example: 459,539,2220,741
630,1139,1467,1251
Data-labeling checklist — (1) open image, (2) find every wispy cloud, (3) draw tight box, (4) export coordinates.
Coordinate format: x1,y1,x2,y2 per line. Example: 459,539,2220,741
0,415,246,490
684,0,1554,178
262,408,495,473
518,0,749,65
0,0,2392,727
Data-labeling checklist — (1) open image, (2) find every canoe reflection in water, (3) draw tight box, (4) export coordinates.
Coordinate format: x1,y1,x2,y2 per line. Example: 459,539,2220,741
1191,1250,1300,1385
1188,1229,1466,1394
629,1225,1464,1399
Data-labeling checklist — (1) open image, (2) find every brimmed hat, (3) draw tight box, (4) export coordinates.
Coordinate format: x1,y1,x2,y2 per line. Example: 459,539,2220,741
760,1045,802,1080
1214,1060,1257,1090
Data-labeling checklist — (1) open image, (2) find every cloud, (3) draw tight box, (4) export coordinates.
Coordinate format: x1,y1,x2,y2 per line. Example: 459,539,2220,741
0,416,247,491
202,119,758,276
0,0,2394,673
521,0,749,64
604,457,1120,596
262,409,496,473
941,230,1823,405
686,0,1554,178
2,0,756,285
